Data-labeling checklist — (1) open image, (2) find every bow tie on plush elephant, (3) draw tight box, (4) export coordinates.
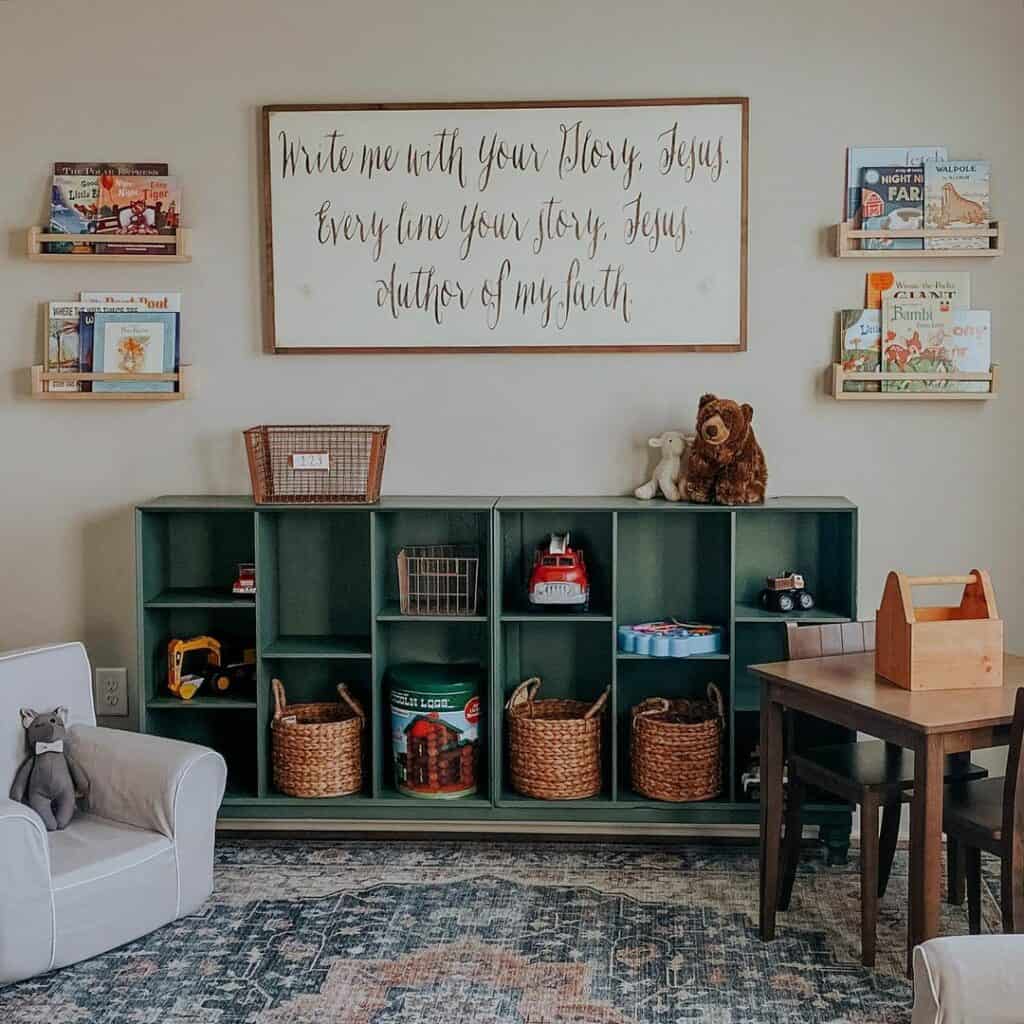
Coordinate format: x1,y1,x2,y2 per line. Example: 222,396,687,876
10,706,90,831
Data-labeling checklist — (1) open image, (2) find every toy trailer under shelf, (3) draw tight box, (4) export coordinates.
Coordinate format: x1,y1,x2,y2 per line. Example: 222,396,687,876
875,570,1003,690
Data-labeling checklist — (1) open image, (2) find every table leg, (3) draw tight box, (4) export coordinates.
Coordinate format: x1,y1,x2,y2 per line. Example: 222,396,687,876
908,733,944,975
760,692,785,941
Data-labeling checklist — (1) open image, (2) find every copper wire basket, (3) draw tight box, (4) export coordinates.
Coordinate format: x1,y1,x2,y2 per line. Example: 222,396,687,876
630,684,724,802
244,425,389,504
398,545,480,616
271,679,366,798
505,677,609,800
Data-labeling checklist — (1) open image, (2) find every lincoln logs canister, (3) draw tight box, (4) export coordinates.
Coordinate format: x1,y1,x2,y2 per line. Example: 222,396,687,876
388,662,481,799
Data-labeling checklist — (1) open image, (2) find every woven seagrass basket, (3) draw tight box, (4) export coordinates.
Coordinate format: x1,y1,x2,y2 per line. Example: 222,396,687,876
630,684,724,802
271,679,365,798
505,677,609,800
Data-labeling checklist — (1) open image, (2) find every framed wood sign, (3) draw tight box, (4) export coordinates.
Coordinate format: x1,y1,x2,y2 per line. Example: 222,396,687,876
261,98,748,354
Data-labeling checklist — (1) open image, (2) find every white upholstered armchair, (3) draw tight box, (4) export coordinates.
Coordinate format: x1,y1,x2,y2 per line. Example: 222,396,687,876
0,643,225,986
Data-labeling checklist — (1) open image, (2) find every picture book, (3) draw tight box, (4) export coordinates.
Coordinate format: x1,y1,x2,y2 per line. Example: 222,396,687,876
924,160,991,250
54,162,168,176
845,146,946,223
47,176,100,253
78,302,148,390
91,312,178,392
860,166,924,249
80,291,181,312
865,271,970,311
837,309,881,392
943,311,992,392
881,298,955,392
882,310,990,393
50,176,98,234
45,302,84,391
96,175,180,235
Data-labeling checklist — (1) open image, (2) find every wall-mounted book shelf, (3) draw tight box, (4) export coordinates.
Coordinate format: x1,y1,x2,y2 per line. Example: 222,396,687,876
828,362,998,401
26,227,192,263
30,365,188,401
834,220,1002,258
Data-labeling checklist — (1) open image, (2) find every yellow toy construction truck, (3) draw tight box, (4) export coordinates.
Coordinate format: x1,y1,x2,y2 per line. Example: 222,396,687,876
167,636,256,700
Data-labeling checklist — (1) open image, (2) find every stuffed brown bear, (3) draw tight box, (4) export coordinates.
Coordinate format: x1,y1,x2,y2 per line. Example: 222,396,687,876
684,394,766,505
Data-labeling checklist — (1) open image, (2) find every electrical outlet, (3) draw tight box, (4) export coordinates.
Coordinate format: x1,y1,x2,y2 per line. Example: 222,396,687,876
95,667,128,717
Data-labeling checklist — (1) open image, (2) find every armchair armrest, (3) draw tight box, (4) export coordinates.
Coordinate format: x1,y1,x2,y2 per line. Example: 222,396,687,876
69,726,226,839
68,726,226,916
0,798,53,986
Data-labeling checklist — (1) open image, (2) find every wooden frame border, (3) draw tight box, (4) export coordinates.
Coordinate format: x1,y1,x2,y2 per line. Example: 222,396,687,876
260,97,749,355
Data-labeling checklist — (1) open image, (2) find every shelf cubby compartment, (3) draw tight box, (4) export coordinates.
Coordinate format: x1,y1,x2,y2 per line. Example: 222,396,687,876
146,706,258,801
496,618,613,804
138,505,256,608
375,619,491,802
373,502,492,619
496,499,613,618
616,506,732,629
261,657,374,800
615,656,730,804
734,504,856,624
257,509,372,659
139,606,258,708
834,220,1002,258
26,226,192,262
829,362,998,401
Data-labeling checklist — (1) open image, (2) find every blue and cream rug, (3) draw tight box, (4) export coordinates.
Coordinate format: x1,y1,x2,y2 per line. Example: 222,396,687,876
0,839,997,1023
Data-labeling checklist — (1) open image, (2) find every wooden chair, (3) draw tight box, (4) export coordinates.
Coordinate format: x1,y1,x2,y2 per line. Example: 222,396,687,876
943,686,1024,935
778,621,987,967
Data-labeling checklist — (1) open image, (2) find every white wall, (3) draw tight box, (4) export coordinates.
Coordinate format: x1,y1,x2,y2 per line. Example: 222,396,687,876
0,0,1021,731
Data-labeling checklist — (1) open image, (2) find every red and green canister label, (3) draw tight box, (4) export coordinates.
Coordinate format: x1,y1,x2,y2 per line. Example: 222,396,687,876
388,662,481,800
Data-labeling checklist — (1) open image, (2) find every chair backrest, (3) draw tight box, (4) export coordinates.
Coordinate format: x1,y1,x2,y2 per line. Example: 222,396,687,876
0,643,95,789
785,620,876,661
1001,688,1024,847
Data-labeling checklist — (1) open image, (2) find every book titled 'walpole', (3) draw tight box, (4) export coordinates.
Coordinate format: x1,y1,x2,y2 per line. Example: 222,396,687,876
91,312,178,393
861,166,924,249
924,160,991,250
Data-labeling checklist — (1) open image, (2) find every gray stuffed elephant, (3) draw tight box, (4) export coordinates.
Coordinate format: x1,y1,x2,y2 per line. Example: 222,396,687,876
10,706,90,831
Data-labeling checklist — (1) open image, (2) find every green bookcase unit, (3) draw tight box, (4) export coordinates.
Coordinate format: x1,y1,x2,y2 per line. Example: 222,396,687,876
136,495,857,842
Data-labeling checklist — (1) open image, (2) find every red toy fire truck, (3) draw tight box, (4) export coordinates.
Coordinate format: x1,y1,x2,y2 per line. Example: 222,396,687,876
528,533,590,610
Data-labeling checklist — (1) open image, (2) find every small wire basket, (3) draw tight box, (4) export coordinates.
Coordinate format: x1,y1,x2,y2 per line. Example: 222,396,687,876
244,425,389,504
397,545,480,616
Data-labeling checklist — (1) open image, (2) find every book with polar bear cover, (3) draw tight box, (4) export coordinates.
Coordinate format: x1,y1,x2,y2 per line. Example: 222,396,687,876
861,167,924,249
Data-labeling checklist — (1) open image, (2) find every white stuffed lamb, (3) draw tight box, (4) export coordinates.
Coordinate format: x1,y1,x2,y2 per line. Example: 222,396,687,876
634,431,692,502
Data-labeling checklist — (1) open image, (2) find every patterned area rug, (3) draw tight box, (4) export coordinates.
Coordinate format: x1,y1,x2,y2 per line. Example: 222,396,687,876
0,839,1000,1023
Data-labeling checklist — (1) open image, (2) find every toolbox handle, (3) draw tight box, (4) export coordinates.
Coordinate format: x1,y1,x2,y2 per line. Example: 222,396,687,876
905,574,978,587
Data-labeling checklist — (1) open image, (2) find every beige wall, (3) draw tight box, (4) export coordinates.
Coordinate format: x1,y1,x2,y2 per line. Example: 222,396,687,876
0,0,1021,730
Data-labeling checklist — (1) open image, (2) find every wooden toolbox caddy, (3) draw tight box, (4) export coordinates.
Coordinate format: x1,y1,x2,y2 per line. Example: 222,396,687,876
876,570,1003,690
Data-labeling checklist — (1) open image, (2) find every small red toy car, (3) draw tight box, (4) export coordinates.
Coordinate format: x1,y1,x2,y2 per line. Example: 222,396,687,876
232,563,256,596
528,533,590,609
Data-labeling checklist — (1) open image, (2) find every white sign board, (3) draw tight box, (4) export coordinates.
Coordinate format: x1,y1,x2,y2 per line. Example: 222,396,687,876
262,99,747,353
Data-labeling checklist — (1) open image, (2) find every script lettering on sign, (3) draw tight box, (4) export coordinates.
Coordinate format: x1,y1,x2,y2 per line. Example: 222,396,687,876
263,99,747,353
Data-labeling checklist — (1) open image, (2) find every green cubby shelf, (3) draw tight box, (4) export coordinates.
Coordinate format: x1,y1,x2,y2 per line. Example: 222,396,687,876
135,495,857,838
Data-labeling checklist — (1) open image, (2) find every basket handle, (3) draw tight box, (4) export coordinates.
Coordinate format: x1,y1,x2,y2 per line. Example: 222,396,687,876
632,697,670,732
706,683,725,722
584,686,611,719
337,683,366,728
272,678,288,720
506,677,542,713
